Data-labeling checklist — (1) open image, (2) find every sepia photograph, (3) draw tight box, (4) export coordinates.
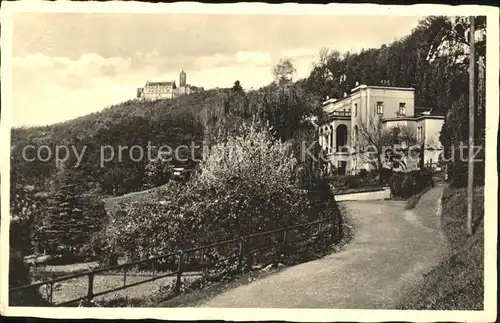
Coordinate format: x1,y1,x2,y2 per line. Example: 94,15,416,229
0,2,497,322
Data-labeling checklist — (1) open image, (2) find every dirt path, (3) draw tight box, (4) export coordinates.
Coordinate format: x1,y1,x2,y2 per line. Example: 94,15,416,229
197,184,448,308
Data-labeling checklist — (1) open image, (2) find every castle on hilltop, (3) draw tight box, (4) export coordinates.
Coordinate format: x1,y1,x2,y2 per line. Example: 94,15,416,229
136,70,204,100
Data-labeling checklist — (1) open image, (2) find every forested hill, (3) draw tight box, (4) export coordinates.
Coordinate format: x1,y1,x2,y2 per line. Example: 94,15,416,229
304,16,485,116
11,89,230,195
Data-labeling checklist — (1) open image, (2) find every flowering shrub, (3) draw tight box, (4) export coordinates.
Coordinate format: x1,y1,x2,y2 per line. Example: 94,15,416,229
99,122,338,271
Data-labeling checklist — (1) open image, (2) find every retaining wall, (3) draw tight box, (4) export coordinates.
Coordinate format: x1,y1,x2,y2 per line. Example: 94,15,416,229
334,187,391,202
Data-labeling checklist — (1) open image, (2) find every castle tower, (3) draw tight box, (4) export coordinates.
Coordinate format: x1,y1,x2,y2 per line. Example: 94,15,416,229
179,70,187,87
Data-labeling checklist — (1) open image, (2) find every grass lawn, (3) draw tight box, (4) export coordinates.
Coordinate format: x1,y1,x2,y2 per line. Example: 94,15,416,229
102,185,167,214
398,185,484,310
32,269,202,306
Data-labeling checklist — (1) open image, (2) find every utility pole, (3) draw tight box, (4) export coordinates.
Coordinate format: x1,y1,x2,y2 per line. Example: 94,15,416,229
467,16,475,236
478,56,485,115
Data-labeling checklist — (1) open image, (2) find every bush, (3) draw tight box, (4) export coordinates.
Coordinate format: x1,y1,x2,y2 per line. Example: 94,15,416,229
328,171,383,194
390,174,403,197
358,169,368,180
345,175,361,189
390,170,435,198
9,246,47,306
401,175,415,198
379,167,393,184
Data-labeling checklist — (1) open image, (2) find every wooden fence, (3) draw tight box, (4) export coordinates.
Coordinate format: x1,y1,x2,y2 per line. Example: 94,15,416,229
9,216,339,307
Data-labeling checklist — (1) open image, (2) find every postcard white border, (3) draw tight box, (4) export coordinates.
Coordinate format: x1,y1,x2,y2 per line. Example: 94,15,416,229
1,2,498,322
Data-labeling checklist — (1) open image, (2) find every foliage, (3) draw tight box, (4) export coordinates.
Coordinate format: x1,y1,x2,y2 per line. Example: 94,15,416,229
440,93,485,188
142,152,175,189
9,246,48,306
10,155,52,256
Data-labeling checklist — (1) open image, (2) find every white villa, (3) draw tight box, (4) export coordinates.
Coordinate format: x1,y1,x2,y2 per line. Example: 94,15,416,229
318,84,444,175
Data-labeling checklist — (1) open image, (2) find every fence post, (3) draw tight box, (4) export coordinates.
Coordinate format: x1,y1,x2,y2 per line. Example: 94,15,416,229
318,220,324,245
49,273,56,305
49,282,54,305
87,272,95,303
245,237,254,271
237,237,245,273
282,229,288,262
174,250,184,294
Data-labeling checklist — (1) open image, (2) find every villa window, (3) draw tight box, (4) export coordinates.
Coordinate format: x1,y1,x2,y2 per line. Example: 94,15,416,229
353,125,359,147
354,103,358,117
417,126,423,143
398,102,406,116
376,101,384,115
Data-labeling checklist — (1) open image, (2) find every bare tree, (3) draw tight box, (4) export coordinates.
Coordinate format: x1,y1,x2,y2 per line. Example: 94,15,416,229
355,118,418,176
273,58,296,85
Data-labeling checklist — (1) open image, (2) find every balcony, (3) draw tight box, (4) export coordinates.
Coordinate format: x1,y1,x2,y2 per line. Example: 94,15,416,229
330,110,351,118
321,110,351,123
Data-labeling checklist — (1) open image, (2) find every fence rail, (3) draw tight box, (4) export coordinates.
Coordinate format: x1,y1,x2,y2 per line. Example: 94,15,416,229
10,216,338,307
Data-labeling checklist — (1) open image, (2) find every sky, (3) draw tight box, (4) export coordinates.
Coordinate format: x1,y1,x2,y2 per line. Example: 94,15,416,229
10,13,423,127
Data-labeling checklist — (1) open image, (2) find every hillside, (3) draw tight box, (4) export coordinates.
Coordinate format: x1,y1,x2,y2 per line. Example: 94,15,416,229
11,77,322,198
11,88,228,146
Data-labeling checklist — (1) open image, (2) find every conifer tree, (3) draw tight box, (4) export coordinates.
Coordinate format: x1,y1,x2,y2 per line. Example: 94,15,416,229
42,165,94,258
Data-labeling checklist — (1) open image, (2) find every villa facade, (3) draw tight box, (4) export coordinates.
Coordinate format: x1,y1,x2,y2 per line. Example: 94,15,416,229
318,84,444,175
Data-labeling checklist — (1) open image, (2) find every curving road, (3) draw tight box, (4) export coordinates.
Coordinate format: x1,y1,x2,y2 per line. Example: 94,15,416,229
198,184,448,308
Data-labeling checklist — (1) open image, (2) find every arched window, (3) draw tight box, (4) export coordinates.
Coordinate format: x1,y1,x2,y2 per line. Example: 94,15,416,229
336,125,348,152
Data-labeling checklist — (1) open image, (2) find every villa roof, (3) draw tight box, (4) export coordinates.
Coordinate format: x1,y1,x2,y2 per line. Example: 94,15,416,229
322,84,415,106
415,106,443,117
